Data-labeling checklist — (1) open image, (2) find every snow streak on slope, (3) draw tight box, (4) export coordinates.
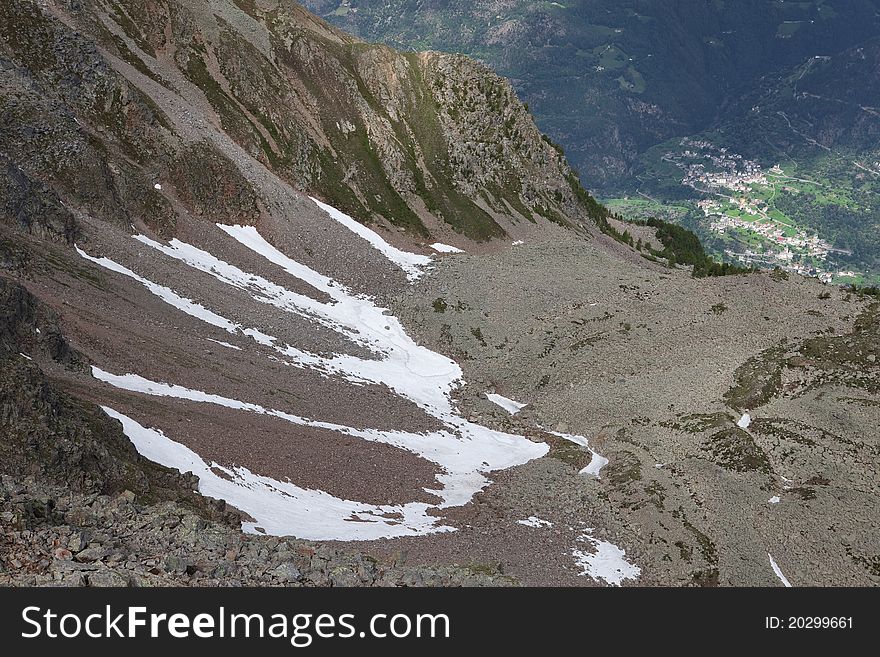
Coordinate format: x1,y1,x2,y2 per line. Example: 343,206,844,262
769,553,793,587
76,244,328,370
486,393,528,415
81,214,549,540
131,234,361,343
517,516,552,528
431,243,465,254
91,367,540,500
206,338,242,351
310,197,432,281
550,431,609,479
573,529,641,586
75,247,239,335
100,407,446,540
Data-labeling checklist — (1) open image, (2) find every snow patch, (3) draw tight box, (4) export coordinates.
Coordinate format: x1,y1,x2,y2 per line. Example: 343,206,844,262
154,183,162,191
550,430,608,478
580,452,610,478
511,240,524,246
737,413,752,429
91,363,545,506
206,338,242,351
430,243,464,254
769,496,781,504
101,407,449,541
517,516,552,528
132,234,349,338
572,529,641,586
486,393,527,415
309,197,432,281
93,363,544,539
768,553,793,587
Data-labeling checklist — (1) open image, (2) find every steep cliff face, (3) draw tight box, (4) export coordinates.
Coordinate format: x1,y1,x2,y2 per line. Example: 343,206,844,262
0,0,601,246
303,0,880,190
0,277,224,510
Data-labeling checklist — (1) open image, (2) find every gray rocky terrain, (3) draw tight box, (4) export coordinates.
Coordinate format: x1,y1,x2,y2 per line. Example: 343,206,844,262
0,477,513,587
382,233,879,586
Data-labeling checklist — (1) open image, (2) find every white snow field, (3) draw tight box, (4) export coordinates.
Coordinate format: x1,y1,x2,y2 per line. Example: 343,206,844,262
91,366,542,510
486,393,528,415
80,200,612,542
101,407,445,541
737,413,752,429
78,206,568,540
572,529,641,586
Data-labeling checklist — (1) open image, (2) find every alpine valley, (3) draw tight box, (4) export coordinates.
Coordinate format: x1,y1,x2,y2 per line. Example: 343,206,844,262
307,0,880,284
0,0,878,587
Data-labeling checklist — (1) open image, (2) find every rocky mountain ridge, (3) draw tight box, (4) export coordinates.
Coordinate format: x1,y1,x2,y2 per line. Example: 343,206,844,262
1,0,602,250
303,0,880,190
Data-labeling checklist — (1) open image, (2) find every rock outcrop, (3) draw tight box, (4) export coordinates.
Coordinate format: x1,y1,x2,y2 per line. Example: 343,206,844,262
0,0,605,245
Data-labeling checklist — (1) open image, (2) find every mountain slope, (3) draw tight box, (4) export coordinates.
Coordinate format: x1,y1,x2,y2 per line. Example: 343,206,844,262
1,0,879,588
0,0,597,582
713,37,880,158
627,38,880,279
0,0,602,249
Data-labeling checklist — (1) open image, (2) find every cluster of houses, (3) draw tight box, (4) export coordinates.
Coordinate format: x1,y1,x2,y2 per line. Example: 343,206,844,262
706,203,828,253
724,247,857,283
656,139,865,283
701,201,856,281
665,141,766,194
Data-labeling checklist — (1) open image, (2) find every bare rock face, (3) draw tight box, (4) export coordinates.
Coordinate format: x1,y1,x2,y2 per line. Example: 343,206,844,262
0,477,517,587
0,0,606,246
0,156,78,245
0,277,201,502
0,277,82,367
0,1,173,236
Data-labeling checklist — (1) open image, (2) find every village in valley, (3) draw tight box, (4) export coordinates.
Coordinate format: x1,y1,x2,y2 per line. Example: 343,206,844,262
661,138,861,283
